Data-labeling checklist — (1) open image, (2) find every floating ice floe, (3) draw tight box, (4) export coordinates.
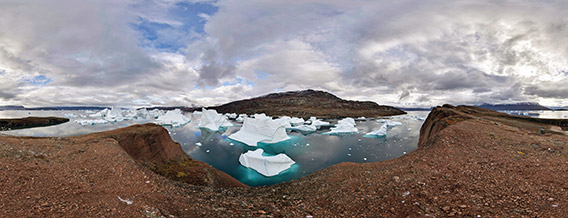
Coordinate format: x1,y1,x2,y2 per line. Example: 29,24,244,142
385,120,403,128
289,124,317,133
229,117,291,146
364,123,388,138
77,107,146,125
356,116,367,121
155,109,191,127
75,119,108,125
324,118,358,134
289,117,305,126
236,114,247,123
64,113,78,118
338,117,356,126
238,148,295,177
196,109,233,131
225,113,238,119
308,119,330,129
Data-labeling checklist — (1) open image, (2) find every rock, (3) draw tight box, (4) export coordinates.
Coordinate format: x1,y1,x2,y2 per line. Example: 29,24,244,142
442,206,451,211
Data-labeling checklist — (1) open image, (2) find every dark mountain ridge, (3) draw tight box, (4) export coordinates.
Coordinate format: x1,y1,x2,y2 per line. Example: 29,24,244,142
477,102,551,111
208,89,406,118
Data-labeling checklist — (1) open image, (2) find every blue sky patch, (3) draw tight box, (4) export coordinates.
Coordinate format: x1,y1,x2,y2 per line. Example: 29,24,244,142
132,2,217,53
25,75,52,86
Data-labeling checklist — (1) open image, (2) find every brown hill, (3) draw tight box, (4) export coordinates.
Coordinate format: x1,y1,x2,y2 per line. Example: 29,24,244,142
208,89,406,118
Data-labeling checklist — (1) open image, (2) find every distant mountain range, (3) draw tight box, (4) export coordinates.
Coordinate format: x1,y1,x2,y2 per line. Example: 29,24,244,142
476,102,551,111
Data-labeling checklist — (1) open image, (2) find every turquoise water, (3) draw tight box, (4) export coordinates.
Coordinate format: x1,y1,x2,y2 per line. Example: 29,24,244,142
5,109,566,186
5,109,568,186
1,109,429,186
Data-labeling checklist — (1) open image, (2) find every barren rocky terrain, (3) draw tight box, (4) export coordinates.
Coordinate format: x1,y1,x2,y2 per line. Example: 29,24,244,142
0,117,69,131
1,105,568,217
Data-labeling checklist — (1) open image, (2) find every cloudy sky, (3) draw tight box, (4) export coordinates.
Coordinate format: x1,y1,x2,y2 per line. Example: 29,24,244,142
1,0,567,108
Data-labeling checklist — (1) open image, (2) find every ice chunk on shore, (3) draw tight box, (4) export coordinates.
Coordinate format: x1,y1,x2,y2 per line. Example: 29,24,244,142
197,108,233,131
155,109,191,127
239,149,295,177
324,118,358,134
229,117,291,146
364,123,388,138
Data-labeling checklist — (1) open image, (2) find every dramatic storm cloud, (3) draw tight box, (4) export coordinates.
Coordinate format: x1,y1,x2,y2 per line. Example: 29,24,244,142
0,0,567,107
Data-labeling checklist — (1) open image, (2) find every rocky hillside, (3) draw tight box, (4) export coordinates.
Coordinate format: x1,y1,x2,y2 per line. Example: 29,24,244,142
0,117,69,131
209,89,406,118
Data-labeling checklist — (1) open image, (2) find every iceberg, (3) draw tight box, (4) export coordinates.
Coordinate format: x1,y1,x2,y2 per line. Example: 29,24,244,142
289,117,305,126
225,113,238,119
289,124,317,133
324,118,358,135
236,114,247,123
154,109,191,127
253,113,272,120
238,149,295,177
356,116,366,121
385,120,402,128
338,117,356,126
274,117,293,128
75,119,108,126
197,108,233,131
364,123,388,138
229,117,291,146
305,117,330,128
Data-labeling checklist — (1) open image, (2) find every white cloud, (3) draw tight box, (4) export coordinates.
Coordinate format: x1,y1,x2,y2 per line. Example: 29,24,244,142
1,0,568,108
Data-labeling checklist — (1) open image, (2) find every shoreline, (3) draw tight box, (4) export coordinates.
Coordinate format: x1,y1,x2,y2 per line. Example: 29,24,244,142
1,105,568,217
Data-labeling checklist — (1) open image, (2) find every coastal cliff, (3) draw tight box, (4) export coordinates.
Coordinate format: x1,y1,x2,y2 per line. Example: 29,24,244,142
2,106,568,217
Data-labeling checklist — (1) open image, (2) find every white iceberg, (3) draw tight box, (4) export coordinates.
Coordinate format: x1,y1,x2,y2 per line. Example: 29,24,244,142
75,119,108,126
338,117,356,126
274,116,293,128
289,124,317,133
238,149,295,177
253,113,272,120
64,113,78,118
364,123,388,138
229,117,291,146
289,117,305,126
197,108,233,131
154,109,191,127
385,120,403,128
356,116,366,121
324,118,358,135
225,113,238,119
236,114,247,123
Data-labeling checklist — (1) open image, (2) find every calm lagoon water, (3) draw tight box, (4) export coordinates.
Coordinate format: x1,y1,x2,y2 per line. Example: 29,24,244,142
5,109,565,186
